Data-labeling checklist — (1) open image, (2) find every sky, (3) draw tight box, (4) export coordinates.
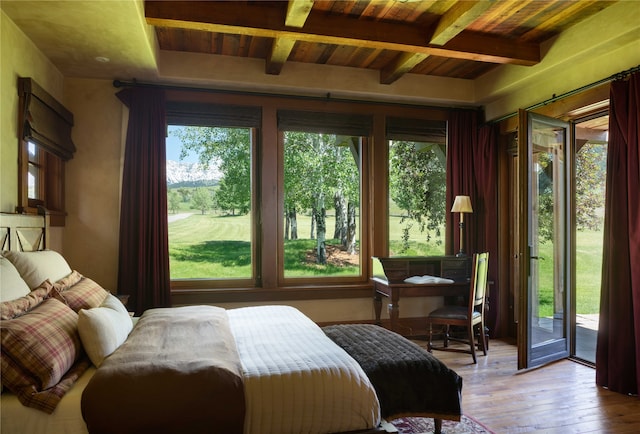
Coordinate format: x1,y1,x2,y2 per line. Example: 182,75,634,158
166,125,198,163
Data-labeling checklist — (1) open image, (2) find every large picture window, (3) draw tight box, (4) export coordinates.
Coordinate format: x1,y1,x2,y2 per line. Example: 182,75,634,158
387,118,448,257
167,125,254,281
162,93,450,302
282,131,363,278
278,110,371,282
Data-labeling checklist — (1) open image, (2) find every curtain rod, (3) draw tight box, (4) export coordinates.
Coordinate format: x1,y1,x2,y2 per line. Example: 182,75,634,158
490,64,640,124
112,79,481,113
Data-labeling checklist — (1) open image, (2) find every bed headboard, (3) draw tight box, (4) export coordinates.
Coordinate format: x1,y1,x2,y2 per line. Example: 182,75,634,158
0,212,49,252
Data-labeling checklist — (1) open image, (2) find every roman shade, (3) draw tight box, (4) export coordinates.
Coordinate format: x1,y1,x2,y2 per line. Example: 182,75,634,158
18,78,76,161
278,110,372,136
166,102,261,128
386,117,447,144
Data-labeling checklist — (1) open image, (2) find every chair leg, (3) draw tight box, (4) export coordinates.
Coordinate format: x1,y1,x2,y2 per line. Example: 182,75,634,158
427,323,433,352
479,323,488,355
468,325,477,364
443,325,450,348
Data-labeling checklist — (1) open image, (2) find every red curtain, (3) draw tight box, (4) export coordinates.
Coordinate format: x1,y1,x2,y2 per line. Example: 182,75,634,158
474,123,500,336
446,110,478,256
596,72,640,395
116,87,171,315
447,110,501,336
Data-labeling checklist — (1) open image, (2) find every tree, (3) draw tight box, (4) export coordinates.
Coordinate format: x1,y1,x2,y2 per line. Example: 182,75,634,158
177,188,191,202
191,188,213,214
283,132,361,264
172,127,251,215
576,142,606,231
168,190,181,214
389,140,446,252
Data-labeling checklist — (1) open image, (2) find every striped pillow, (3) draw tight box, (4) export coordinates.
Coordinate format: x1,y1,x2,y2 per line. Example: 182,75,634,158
0,297,88,413
53,273,109,312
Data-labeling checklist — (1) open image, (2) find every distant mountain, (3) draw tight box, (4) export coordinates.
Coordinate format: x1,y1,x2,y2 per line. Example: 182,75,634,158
166,160,222,186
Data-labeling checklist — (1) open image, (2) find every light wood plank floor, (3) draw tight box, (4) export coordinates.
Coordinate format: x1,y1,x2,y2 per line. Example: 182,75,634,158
411,338,640,433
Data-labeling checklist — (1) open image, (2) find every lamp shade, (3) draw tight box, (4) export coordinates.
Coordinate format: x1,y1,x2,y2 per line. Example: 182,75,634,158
451,195,473,213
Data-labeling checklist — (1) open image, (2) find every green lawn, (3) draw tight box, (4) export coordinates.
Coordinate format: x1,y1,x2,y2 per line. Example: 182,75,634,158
536,228,603,317
168,211,444,279
169,213,603,318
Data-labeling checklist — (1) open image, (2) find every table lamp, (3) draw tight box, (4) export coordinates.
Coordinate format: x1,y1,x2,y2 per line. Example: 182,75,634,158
451,195,473,257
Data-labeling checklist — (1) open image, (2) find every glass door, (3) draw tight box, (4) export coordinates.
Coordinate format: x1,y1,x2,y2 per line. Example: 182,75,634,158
517,111,571,369
572,112,608,364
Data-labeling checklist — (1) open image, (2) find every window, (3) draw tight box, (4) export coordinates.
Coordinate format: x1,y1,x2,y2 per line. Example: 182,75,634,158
282,131,363,278
17,78,75,225
165,101,260,288
386,118,448,259
278,110,372,283
163,93,450,301
167,125,255,282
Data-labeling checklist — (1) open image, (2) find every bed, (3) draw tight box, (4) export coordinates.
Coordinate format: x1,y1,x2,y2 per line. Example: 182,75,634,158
1,212,462,434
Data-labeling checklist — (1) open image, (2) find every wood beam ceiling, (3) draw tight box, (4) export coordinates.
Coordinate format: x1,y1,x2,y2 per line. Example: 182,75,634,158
145,0,540,85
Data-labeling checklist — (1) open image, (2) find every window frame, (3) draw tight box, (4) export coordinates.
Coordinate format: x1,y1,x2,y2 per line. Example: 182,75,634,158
168,126,260,290
164,89,450,304
277,130,371,286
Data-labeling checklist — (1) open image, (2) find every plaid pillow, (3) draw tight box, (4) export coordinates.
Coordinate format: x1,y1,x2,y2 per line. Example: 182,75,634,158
1,297,87,413
53,269,83,291
53,274,109,312
0,280,55,320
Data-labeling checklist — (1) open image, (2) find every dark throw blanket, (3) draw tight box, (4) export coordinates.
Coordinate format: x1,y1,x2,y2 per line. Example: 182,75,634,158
323,324,462,420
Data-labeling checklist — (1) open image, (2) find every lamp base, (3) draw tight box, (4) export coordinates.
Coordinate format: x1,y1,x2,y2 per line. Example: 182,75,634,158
456,251,466,257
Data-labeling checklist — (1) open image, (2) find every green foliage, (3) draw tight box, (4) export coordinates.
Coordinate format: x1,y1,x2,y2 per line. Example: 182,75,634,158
283,132,361,263
576,143,606,231
172,126,251,216
191,188,213,214
389,141,446,252
168,190,181,214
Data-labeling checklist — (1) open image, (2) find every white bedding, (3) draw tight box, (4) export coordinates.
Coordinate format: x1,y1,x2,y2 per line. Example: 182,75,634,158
228,305,381,434
0,367,95,434
1,305,380,434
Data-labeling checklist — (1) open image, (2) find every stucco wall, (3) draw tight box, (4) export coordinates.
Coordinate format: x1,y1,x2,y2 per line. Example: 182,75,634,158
1,10,65,250
62,79,125,291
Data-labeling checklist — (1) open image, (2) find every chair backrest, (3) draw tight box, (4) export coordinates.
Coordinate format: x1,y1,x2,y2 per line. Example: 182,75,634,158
469,252,489,313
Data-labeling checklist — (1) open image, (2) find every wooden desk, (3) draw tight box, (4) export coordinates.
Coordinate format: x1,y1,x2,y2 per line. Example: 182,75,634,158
372,277,469,334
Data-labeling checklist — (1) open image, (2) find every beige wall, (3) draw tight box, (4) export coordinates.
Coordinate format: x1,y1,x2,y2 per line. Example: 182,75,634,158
63,79,125,291
0,11,65,249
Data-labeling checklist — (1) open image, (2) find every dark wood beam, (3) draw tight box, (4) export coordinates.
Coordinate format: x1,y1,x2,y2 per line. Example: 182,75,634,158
265,0,313,75
381,1,494,85
266,37,296,75
380,52,428,85
145,1,540,67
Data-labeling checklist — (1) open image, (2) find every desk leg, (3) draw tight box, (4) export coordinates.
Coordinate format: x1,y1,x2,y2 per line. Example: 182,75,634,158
388,291,400,333
374,292,382,325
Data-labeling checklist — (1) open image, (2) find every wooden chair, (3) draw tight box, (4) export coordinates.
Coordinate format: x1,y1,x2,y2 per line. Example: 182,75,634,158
426,252,489,364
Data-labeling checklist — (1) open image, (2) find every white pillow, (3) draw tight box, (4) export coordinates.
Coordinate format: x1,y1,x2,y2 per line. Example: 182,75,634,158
77,293,134,367
0,257,32,302
2,250,73,290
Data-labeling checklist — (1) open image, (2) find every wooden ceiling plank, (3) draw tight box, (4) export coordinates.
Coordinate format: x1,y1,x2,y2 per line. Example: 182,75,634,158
380,52,429,85
145,0,540,66
520,0,596,40
430,0,494,45
286,0,314,28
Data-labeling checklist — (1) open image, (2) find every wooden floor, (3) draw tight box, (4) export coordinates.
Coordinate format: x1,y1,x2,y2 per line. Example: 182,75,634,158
411,338,640,433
